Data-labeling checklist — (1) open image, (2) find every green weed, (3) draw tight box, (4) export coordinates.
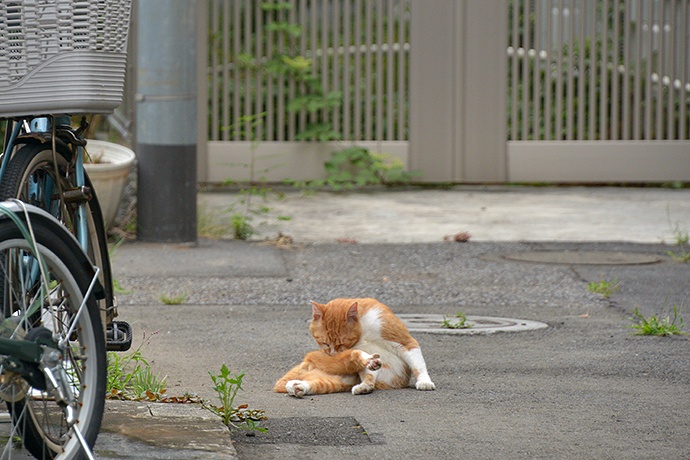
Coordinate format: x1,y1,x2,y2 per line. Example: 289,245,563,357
159,292,188,305
441,312,472,329
204,364,267,432
198,203,232,239
666,210,690,263
630,305,686,337
107,331,169,401
231,212,256,240
587,278,620,299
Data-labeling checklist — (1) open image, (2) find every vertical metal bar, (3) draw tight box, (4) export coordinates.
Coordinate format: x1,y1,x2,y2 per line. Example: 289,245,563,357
577,0,586,140
331,0,340,137
510,0,520,141
654,0,663,140
375,0,384,141
588,0,597,140
386,0,394,140
211,0,220,141
521,0,530,140
554,0,563,141
298,0,307,137
533,0,542,140
255,0,264,141
599,0,609,140
666,0,675,140
622,0,631,140
342,0,352,140
309,0,318,133
611,0,620,140
566,0,575,140
276,1,286,141
633,0,643,140
354,0,362,141
232,0,241,140
397,0,406,141
222,0,230,140
680,0,688,140
319,0,329,140
364,1,373,140
644,0,654,140
545,0,553,140
284,0,297,141
266,2,275,140
244,0,252,140
287,0,297,141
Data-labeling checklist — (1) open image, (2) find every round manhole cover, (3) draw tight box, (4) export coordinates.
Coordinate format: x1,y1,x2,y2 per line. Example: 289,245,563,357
502,251,662,265
399,314,548,335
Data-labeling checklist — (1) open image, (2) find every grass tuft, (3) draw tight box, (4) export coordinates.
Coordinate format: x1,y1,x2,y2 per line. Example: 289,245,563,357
630,305,686,337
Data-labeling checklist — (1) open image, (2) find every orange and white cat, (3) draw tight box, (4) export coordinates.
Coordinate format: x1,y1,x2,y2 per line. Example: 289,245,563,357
274,298,435,397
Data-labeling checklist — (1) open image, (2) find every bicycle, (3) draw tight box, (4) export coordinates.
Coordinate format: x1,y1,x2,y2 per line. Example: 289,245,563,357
0,1,134,458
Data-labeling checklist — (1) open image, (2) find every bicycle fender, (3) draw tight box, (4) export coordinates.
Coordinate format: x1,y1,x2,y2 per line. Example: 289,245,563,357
0,200,105,300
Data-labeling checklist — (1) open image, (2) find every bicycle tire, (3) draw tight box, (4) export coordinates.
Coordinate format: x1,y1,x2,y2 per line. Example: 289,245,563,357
0,142,115,325
0,215,106,459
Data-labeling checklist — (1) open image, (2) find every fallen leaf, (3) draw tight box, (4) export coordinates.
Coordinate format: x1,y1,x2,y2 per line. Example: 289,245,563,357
443,231,471,243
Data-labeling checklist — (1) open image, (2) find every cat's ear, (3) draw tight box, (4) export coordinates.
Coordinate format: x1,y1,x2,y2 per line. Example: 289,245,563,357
311,301,324,321
347,302,359,322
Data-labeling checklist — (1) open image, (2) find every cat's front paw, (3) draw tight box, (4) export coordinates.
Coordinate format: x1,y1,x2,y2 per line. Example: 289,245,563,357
352,383,374,395
415,379,436,391
286,380,308,398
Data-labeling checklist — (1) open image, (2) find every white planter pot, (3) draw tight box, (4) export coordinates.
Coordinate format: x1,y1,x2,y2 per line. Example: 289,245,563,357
84,140,136,228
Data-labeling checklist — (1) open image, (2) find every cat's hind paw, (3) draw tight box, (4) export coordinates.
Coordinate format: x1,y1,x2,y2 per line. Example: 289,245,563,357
356,351,382,371
352,383,374,395
415,379,436,391
286,380,308,398
366,353,382,371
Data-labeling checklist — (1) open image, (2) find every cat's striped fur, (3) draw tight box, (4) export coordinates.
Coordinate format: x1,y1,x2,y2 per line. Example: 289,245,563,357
274,298,435,397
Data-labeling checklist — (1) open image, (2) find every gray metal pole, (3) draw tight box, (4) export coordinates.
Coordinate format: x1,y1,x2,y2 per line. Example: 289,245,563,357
135,0,197,243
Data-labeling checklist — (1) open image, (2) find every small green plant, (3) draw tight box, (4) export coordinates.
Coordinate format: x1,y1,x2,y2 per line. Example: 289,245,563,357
159,292,188,305
204,364,267,432
666,208,690,263
107,331,168,401
231,211,257,240
587,278,620,299
667,223,690,262
198,203,232,239
222,114,288,241
630,305,686,337
441,312,472,330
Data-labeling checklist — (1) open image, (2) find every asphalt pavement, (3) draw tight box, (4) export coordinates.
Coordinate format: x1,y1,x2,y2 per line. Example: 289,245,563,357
99,186,690,459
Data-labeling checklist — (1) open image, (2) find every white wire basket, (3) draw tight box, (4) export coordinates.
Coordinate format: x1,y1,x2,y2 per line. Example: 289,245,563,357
0,0,132,117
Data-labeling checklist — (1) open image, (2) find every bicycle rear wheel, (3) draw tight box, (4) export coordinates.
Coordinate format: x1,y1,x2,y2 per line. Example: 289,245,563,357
0,213,106,459
0,142,115,326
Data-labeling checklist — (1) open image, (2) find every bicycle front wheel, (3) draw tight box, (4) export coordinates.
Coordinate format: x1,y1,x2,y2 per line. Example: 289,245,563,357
0,216,106,459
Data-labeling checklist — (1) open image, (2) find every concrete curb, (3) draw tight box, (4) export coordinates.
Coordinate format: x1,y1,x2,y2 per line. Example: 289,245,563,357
97,400,238,459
